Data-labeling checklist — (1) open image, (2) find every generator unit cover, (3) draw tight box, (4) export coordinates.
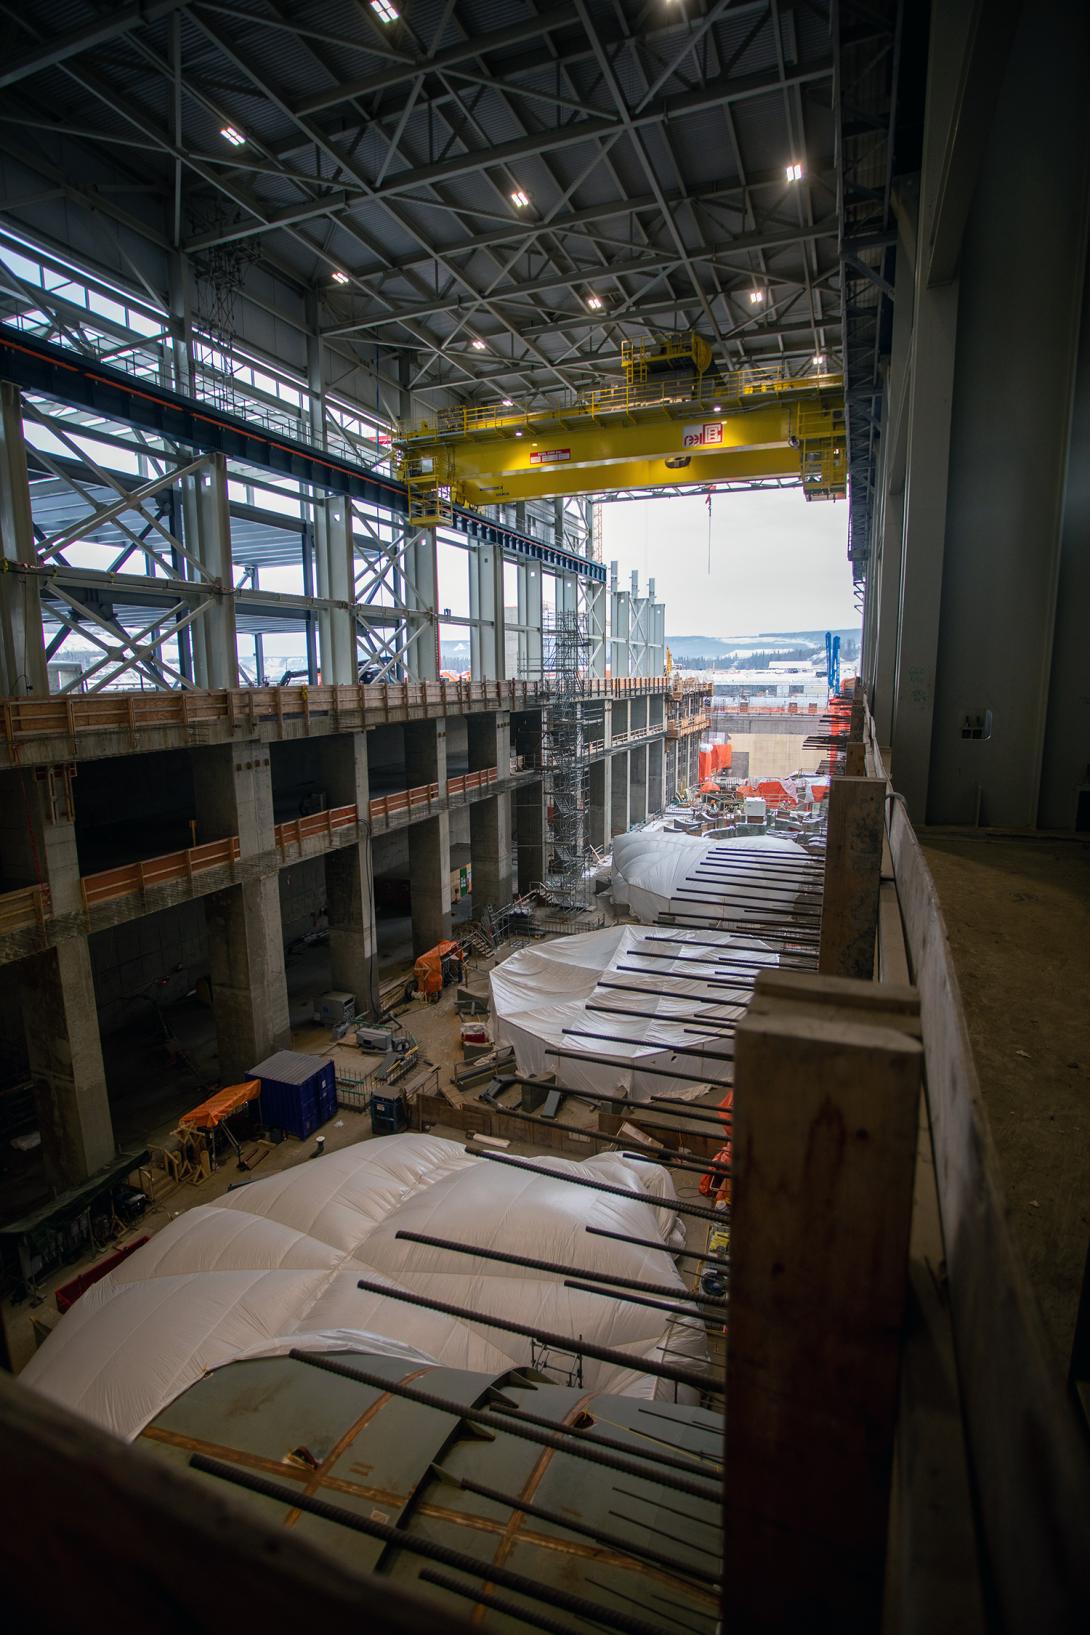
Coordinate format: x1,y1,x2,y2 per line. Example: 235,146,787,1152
490,923,776,1099
611,830,813,924
21,1134,709,1441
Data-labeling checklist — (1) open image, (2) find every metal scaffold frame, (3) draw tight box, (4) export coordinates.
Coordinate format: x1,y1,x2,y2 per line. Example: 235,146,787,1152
540,608,592,911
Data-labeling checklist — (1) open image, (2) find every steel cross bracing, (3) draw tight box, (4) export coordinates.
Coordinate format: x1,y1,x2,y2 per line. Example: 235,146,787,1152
537,608,593,910
0,1,849,407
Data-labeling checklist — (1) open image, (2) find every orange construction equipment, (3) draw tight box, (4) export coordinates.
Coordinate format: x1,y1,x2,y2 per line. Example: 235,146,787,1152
178,1079,261,1129
414,939,464,998
697,740,733,783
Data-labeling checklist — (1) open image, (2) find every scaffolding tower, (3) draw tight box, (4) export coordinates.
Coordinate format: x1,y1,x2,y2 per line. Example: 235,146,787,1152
541,610,592,910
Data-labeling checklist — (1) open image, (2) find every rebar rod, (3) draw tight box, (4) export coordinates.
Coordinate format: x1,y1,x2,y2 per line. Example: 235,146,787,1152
585,1228,727,1266
561,1028,734,1063
289,1350,718,1485
620,1151,730,1179
353,1274,723,1397
488,1074,727,1133
565,1280,723,1325
444,1473,721,1587
416,1570,586,1635
546,1046,729,1087
585,1003,737,1034
393,1230,727,1307
463,1148,727,1221
189,1454,676,1635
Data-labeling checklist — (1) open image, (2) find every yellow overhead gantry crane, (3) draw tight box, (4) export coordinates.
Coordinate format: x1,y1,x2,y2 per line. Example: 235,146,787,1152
394,334,847,527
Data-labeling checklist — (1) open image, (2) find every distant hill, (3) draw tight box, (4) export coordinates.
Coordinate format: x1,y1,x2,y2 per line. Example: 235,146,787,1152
667,628,859,660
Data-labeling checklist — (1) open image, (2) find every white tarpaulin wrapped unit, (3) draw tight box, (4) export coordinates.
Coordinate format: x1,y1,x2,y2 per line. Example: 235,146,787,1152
611,830,812,925
21,1134,708,1441
490,923,776,1099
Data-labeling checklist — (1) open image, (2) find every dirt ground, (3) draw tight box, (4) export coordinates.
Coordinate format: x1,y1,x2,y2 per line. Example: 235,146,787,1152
920,832,1090,1370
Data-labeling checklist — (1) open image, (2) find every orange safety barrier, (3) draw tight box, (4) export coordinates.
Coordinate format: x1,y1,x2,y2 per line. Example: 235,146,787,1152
275,804,358,854
178,1079,261,1130
0,882,52,933
368,782,441,825
80,837,240,909
446,766,498,799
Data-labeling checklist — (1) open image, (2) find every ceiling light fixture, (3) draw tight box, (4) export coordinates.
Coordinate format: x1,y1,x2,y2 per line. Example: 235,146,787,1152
785,161,803,182
332,270,350,285
748,288,764,304
510,189,530,209
472,339,487,351
586,294,604,310
220,125,246,147
371,0,399,22
515,430,524,438
813,353,826,367
502,398,514,406
713,404,722,412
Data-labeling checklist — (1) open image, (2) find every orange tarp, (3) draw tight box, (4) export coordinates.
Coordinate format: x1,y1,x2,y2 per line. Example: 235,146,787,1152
179,1079,261,1130
414,939,463,997
697,741,732,782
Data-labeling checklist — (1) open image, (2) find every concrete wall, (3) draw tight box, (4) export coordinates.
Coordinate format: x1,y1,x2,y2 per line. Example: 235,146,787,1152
89,900,208,1037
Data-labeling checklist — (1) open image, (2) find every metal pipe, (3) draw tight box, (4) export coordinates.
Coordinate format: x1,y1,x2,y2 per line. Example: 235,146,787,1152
189,1454,676,1635
565,1279,725,1325
442,1472,721,1588
289,1350,717,1487
482,1394,718,1481
585,1002,737,1034
586,1227,728,1266
464,1148,727,1221
394,1229,727,1307
353,1273,725,1395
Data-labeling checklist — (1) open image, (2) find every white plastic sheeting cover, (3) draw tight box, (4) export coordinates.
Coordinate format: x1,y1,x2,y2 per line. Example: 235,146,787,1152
21,1133,707,1441
490,923,776,1099
611,830,811,926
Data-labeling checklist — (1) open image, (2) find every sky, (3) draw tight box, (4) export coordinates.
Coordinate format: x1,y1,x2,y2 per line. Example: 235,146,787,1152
599,488,856,637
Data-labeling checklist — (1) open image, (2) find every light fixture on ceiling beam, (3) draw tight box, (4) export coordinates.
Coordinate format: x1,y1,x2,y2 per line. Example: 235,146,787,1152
510,189,530,210
331,270,350,285
220,125,246,147
472,339,487,350
586,294,604,310
785,161,803,182
813,353,826,367
748,288,764,304
371,0,399,22
502,398,514,406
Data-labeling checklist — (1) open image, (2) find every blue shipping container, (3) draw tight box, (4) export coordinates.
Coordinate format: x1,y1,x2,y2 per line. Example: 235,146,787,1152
249,1051,337,1140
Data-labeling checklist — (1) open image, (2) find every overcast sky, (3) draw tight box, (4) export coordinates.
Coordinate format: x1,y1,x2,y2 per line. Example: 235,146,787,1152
600,489,857,637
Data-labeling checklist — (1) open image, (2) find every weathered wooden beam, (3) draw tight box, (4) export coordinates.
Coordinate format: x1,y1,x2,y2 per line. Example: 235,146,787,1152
0,1372,462,1635
724,969,922,1633
819,774,886,978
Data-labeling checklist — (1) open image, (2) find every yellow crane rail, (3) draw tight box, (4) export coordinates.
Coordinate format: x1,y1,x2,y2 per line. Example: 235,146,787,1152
395,367,847,524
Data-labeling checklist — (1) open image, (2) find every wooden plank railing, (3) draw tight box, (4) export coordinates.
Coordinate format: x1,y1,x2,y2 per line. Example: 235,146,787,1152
0,883,52,934
446,767,498,799
0,679,549,760
274,804,358,855
80,837,240,909
367,782,441,826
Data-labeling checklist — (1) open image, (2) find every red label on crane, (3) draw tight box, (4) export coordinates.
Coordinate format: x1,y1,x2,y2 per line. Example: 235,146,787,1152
683,422,724,448
529,447,571,465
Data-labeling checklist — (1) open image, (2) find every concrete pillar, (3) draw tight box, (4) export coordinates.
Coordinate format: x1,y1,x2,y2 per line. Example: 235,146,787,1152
409,815,452,953
468,711,512,911
588,759,607,852
629,743,648,824
647,738,664,816
610,749,630,837
404,526,439,681
19,942,116,1190
186,454,237,691
0,382,47,697
318,733,377,1015
194,742,289,1080
469,539,505,680
516,779,546,893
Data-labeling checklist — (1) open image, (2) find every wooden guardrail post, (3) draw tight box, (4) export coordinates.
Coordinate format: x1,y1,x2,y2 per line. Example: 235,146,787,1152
725,968,922,1633
819,774,886,979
